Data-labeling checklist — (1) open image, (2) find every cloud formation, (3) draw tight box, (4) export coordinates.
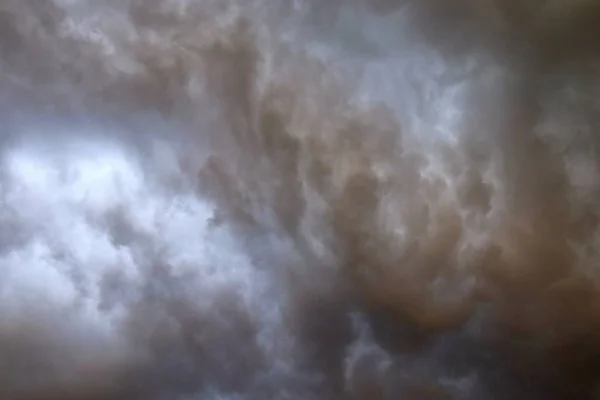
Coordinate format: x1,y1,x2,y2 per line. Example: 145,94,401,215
1,0,600,399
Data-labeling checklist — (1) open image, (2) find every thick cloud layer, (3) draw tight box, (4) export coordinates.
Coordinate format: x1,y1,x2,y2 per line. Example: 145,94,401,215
1,0,600,399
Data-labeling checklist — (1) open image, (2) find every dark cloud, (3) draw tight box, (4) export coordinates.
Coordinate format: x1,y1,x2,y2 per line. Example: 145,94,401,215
1,1,600,399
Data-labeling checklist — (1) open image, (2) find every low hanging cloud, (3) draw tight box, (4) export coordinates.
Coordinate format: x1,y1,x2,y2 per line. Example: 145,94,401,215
1,0,600,399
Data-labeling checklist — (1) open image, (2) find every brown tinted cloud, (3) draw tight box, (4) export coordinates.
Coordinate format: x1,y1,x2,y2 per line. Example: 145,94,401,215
1,1,600,399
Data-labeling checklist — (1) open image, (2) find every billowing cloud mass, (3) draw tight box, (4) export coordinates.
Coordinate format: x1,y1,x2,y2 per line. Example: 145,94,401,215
1,0,600,399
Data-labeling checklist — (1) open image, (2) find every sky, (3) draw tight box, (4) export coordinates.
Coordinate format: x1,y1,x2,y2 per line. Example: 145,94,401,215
1,1,600,399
